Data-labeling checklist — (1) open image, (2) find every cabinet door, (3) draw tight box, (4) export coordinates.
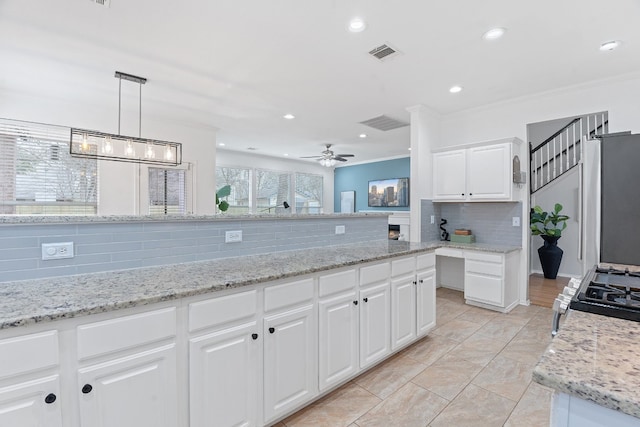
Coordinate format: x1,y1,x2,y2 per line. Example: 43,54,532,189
77,344,178,427
391,275,416,350
416,269,436,336
433,150,467,200
189,322,259,427
359,282,391,369
263,305,317,424
464,274,504,306
467,143,511,200
318,292,358,391
0,375,62,427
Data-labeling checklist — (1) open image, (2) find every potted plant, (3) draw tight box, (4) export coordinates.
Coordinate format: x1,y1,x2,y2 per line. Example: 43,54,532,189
530,203,570,279
216,185,231,212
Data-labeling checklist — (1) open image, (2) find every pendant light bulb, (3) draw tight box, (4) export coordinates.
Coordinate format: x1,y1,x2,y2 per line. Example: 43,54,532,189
102,136,113,154
164,146,173,160
145,142,155,159
125,139,135,157
81,133,90,152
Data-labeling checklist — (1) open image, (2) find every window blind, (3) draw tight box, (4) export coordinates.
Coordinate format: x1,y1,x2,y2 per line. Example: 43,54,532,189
149,168,186,215
0,118,97,215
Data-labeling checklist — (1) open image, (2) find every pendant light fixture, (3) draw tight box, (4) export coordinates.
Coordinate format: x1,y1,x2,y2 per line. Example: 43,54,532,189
70,71,182,166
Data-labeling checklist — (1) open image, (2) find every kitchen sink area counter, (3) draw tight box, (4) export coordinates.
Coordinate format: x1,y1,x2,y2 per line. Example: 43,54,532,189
533,310,640,424
0,240,519,330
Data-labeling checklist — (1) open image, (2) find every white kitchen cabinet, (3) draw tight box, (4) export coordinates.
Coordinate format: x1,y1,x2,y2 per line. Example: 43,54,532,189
0,330,62,427
416,253,437,336
433,139,521,202
391,257,417,350
189,322,259,427
318,269,358,392
263,304,317,424
359,282,391,369
464,250,520,312
77,343,178,427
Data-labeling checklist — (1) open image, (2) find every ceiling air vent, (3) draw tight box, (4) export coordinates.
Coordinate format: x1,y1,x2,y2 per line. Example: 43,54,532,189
90,0,111,7
359,115,409,132
368,44,401,62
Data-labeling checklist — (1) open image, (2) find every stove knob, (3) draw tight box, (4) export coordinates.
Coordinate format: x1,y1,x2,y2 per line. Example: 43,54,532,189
563,286,577,297
568,278,582,289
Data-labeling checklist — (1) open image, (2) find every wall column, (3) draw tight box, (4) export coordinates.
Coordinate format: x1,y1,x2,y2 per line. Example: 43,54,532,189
407,104,441,242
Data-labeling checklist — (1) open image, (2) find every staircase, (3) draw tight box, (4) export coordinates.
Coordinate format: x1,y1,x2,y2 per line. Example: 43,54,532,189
530,112,608,193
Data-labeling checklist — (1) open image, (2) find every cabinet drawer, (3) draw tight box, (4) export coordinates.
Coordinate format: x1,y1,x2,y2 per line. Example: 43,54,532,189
416,252,436,270
264,278,314,313
465,273,503,305
0,331,58,379
465,259,503,277
465,251,503,264
189,290,257,332
360,262,390,286
77,307,176,360
319,269,356,298
391,257,415,277
435,248,464,258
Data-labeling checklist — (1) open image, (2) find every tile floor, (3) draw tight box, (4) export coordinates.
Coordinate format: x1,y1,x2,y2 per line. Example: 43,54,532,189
274,288,555,427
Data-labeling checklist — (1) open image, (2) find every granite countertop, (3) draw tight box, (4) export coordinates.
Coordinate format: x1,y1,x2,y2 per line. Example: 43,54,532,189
0,240,520,330
0,212,388,225
533,310,640,419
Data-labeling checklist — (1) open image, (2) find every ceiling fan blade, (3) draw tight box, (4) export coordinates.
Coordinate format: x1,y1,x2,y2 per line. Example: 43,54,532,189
336,154,355,157
300,155,323,158
333,156,348,161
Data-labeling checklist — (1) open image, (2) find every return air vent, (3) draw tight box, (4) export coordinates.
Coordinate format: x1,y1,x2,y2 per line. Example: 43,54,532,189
368,44,401,61
90,0,111,7
359,115,409,132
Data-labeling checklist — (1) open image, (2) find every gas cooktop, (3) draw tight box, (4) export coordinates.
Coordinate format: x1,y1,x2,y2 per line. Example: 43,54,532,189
571,267,640,321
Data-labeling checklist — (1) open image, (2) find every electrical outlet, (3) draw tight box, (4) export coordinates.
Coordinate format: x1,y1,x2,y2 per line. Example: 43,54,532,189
225,230,243,243
41,242,74,260
512,217,521,227
431,215,435,224
335,225,346,235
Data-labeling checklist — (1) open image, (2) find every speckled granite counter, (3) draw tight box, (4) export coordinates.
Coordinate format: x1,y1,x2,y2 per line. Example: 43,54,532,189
0,240,519,330
533,310,640,419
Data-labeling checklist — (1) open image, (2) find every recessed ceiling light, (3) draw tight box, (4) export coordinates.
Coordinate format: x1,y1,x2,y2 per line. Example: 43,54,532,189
283,113,295,120
449,85,463,94
483,27,506,40
218,143,225,147
359,133,367,138
600,40,621,51
348,17,366,33
408,147,412,151
283,153,289,157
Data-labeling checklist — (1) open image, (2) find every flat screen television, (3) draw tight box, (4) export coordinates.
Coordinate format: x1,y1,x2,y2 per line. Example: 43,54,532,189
368,177,409,207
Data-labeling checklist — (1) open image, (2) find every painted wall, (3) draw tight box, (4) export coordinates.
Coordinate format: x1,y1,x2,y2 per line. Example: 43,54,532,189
217,150,334,213
333,157,410,213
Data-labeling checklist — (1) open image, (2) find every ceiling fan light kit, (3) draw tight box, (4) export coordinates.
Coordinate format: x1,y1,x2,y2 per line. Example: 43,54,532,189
301,144,355,167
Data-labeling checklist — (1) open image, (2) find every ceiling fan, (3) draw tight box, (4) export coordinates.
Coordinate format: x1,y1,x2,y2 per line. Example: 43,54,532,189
300,144,355,167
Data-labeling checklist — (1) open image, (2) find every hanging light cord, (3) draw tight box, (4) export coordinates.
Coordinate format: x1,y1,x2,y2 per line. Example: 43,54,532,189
118,75,122,135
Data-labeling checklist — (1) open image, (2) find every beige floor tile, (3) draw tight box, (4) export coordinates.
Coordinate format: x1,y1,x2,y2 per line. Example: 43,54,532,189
355,382,448,427
411,353,484,400
504,381,553,427
401,334,459,367
436,287,465,304
354,354,426,399
503,303,543,321
431,318,482,342
436,298,470,325
472,355,534,401
475,316,527,343
428,384,516,427
500,337,550,366
448,332,508,366
283,382,381,427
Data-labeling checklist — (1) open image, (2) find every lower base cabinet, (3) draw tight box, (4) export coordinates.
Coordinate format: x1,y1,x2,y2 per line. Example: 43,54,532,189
0,375,62,427
263,304,317,424
359,282,391,369
77,344,178,427
189,322,259,427
416,268,436,335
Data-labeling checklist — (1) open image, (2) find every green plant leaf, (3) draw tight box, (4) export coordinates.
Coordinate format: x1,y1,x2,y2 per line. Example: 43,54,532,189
218,200,229,212
216,184,231,198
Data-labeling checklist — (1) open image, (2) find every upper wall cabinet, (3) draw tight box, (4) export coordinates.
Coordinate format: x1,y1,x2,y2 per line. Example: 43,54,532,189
432,138,522,202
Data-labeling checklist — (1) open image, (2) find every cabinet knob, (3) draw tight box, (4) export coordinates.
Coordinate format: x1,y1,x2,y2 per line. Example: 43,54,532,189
251,333,258,340
353,300,358,305
81,384,93,394
363,297,368,303
419,279,424,284
413,280,417,285
44,393,57,404
461,193,465,196
268,327,275,334
469,193,473,196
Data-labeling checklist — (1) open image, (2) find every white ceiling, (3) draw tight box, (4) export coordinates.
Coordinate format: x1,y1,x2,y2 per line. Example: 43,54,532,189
1,0,639,164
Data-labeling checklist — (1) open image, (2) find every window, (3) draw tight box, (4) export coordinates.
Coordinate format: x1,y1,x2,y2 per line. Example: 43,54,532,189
149,168,186,215
0,118,97,215
256,169,290,212
216,166,251,214
295,173,323,214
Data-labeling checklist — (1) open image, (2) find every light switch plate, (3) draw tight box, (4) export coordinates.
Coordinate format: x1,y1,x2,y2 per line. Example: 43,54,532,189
335,225,346,235
225,230,243,243
512,217,521,227
41,242,74,260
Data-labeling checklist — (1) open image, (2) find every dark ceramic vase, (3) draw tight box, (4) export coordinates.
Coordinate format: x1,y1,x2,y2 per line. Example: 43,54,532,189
538,235,563,279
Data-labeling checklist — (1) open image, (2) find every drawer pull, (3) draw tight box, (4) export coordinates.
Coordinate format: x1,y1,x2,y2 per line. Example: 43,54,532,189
353,300,358,305
268,327,275,334
363,297,369,303
44,393,57,404
251,333,258,340
82,384,93,394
